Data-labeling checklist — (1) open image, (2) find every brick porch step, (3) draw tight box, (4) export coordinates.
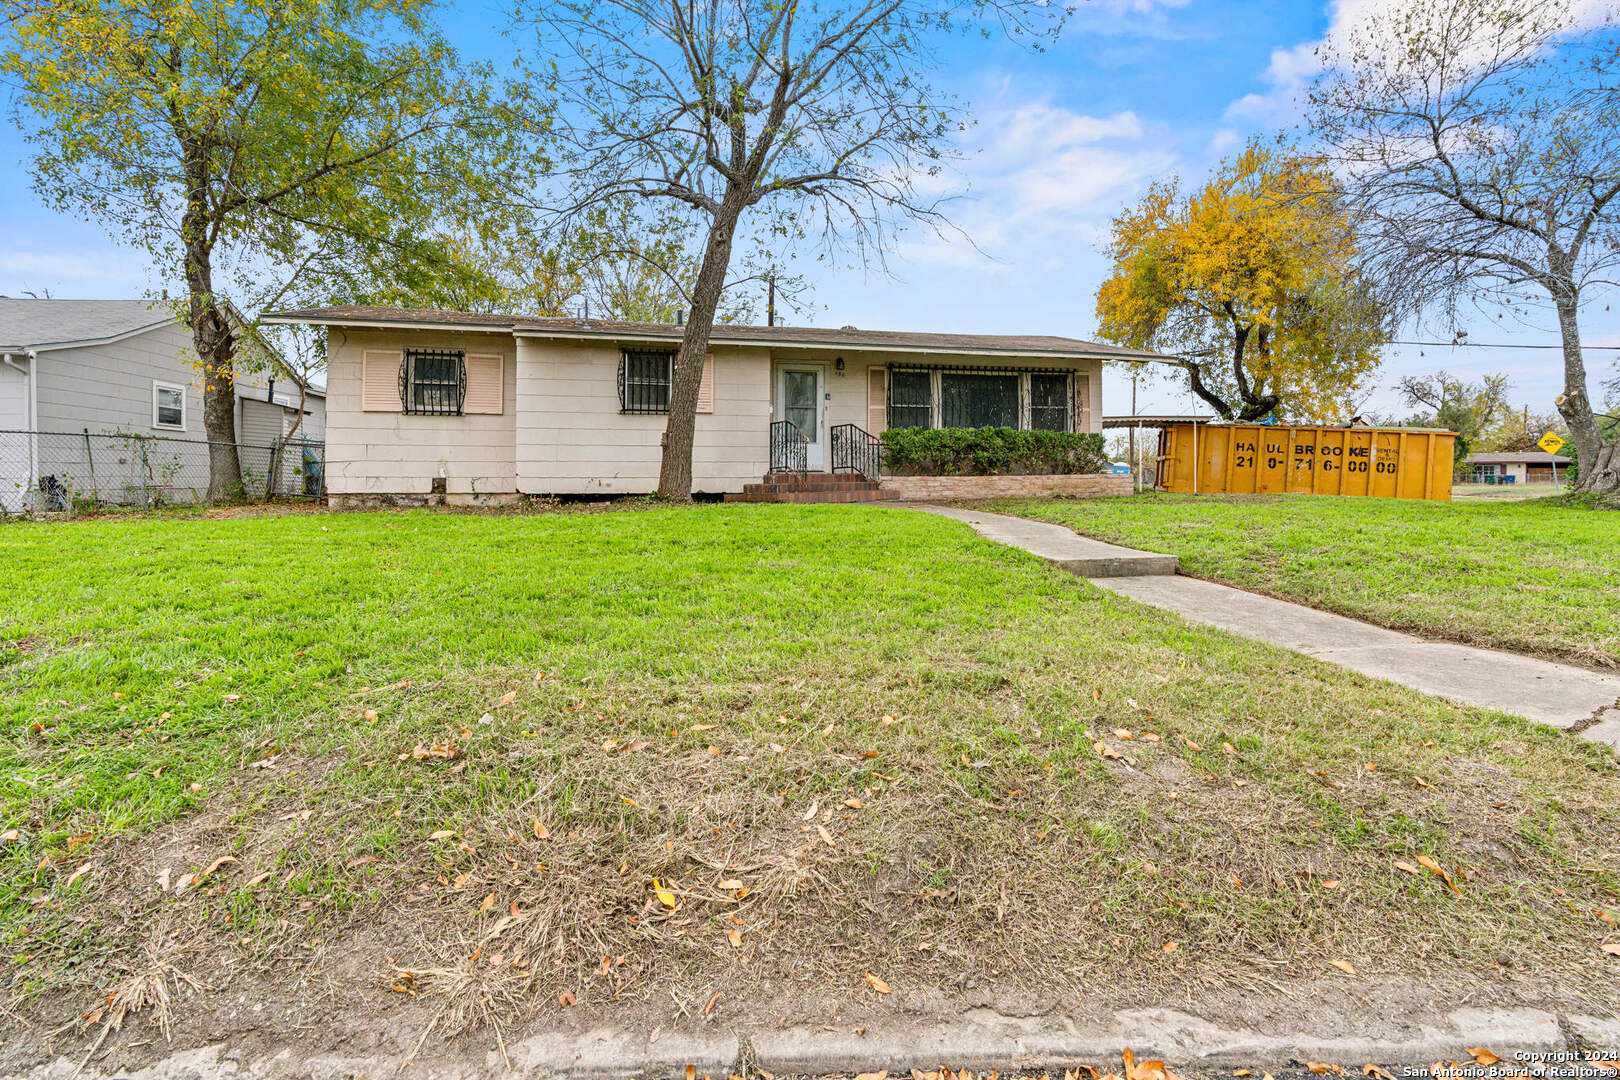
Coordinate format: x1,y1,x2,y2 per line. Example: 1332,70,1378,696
726,471,895,503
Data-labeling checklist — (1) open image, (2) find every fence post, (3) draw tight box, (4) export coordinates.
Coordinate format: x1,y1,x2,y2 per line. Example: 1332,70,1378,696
82,428,98,506
265,439,281,501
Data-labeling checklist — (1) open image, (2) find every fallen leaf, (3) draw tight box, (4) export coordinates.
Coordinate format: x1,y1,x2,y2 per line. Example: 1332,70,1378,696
1363,1066,1393,1080
1330,959,1355,975
864,971,892,994
1468,1050,1501,1067
816,824,835,847
1393,860,1422,876
156,867,171,892
703,990,720,1016
1094,741,1123,761
727,928,742,948
1323,880,1341,889
802,800,819,821
1416,855,1460,893
346,855,379,869
532,819,550,840
1162,940,1178,953
1113,728,1134,740
363,709,378,722
429,829,457,841
497,691,517,707
199,855,239,880
1601,942,1620,957
855,1072,890,1080
558,989,576,1007
653,878,679,909
64,863,94,887
1599,910,1616,927
1,829,20,843
843,798,863,810
1235,1072,1252,1078
480,892,496,912
1306,1066,1345,1077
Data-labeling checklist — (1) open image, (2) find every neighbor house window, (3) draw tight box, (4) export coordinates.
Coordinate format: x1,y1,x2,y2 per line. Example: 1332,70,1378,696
619,349,673,414
152,381,186,430
886,366,1078,432
402,349,466,415
1029,373,1071,431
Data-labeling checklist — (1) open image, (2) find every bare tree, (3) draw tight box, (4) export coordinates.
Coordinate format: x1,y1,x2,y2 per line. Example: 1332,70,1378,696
1308,0,1620,495
516,0,1067,498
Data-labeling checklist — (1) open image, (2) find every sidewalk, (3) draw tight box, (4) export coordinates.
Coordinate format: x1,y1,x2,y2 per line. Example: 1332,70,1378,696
902,505,1620,748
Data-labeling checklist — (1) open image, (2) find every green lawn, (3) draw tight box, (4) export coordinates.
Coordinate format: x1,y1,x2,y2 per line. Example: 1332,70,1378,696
1,505,1617,1044
993,493,1620,668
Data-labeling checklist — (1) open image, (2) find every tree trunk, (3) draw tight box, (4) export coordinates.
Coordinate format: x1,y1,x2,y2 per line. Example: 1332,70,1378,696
656,190,745,499
181,199,242,501
1552,295,1620,495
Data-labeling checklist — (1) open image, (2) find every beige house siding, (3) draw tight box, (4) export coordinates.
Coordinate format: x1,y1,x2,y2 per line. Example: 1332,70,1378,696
325,327,517,496
515,339,770,495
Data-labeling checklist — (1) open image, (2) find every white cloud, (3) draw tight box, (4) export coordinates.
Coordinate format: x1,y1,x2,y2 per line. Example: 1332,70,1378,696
1224,0,1617,127
1098,0,1191,12
888,98,1176,275
1206,127,1241,155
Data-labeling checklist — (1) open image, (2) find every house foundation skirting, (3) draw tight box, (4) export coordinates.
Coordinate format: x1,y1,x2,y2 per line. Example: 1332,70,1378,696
878,474,1131,500
327,491,524,510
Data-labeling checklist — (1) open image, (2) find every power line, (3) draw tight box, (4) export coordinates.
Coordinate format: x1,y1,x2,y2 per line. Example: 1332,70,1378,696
1388,339,1620,350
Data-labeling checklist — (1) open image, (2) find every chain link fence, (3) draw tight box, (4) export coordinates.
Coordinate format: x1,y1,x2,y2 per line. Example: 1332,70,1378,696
0,430,325,513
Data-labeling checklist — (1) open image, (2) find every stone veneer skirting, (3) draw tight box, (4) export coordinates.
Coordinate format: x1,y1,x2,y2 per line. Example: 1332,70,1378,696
878,473,1132,500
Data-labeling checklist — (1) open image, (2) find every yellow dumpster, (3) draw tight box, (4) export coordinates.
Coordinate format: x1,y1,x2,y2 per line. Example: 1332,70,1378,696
1156,423,1456,501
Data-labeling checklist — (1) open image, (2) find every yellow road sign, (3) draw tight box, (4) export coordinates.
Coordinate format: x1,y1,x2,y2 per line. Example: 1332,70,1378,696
1537,431,1566,455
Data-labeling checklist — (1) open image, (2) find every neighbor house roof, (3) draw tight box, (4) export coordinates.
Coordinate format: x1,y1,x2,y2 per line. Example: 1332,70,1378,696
1465,451,1572,465
0,297,321,396
261,305,1174,363
0,298,174,352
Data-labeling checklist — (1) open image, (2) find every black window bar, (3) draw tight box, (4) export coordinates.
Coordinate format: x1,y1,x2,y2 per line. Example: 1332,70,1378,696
619,349,674,414
1029,372,1072,432
400,349,467,415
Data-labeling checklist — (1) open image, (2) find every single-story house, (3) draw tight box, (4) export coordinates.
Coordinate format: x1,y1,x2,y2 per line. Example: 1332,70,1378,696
260,306,1163,504
1,298,325,510
1461,450,1571,485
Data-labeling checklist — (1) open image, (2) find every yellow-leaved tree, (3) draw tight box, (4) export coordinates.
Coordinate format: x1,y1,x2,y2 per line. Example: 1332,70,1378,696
1096,145,1387,423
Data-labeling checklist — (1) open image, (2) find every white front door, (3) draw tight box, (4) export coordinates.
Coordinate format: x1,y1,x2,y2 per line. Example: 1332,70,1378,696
776,364,826,470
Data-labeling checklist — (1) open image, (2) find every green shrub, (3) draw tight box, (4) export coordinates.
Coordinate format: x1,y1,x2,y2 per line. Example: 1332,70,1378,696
880,427,1108,476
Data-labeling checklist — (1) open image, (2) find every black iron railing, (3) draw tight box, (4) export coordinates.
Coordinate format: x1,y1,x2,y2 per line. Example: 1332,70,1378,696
830,423,882,482
770,420,808,476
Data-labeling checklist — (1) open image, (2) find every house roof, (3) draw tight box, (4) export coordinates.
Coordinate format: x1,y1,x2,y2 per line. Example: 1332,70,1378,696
1465,451,1572,464
0,297,320,396
1103,414,1217,428
0,298,174,352
261,305,1173,363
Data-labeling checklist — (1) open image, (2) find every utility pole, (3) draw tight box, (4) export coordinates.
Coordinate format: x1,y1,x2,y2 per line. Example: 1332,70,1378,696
1130,363,1142,493
767,273,777,328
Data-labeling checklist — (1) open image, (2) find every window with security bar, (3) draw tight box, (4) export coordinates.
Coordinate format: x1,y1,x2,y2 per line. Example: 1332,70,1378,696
402,349,466,415
1029,372,1071,431
887,370,933,428
619,349,674,414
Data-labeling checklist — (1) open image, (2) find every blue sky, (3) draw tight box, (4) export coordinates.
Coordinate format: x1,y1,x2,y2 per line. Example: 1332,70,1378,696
2,0,1614,419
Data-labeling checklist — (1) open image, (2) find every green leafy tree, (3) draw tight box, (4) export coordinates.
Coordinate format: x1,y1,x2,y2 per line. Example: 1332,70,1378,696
2,0,535,497
1395,371,1511,462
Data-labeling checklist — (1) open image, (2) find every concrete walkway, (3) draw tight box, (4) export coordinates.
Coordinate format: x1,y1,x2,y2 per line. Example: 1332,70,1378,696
903,505,1620,748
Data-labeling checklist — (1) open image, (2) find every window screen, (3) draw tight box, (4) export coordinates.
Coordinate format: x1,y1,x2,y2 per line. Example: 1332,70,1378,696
941,372,1018,428
620,350,673,414
403,349,466,415
887,370,933,429
1029,373,1071,431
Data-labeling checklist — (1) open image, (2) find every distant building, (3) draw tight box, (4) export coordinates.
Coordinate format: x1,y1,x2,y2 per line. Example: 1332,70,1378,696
1461,450,1571,485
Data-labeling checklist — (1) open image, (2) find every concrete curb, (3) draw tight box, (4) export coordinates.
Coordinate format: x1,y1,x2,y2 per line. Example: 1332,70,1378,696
32,1007,1620,1079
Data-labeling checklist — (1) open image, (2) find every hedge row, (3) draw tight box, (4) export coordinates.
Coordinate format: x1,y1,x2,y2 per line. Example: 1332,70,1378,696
879,427,1109,476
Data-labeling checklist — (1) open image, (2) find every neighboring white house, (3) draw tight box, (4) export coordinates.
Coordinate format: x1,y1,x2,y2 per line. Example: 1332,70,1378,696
1,299,325,509
261,305,1162,504
1461,450,1572,485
